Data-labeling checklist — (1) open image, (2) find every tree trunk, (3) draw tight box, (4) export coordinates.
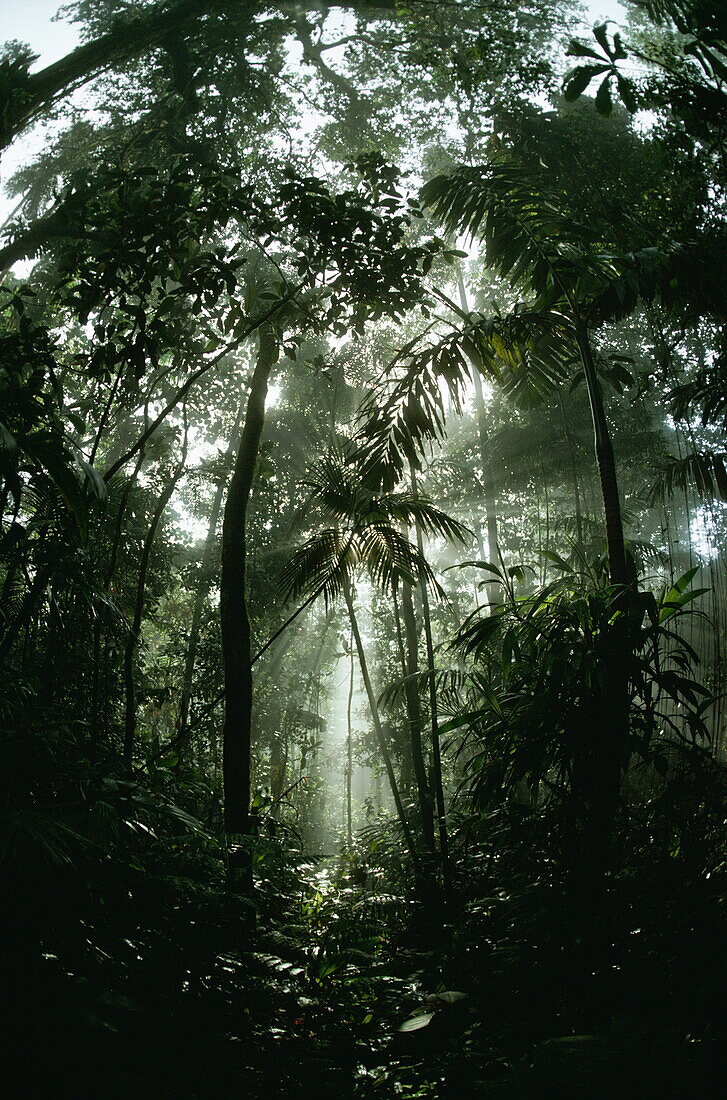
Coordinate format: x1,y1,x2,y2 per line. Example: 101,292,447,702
398,580,436,856
410,466,452,899
91,437,148,750
457,273,501,598
346,631,354,848
0,0,236,150
123,428,188,770
342,576,421,875
570,318,635,1028
574,318,633,846
221,326,279,887
391,589,414,791
574,320,629,588
177,396,246,762
472,371,501,567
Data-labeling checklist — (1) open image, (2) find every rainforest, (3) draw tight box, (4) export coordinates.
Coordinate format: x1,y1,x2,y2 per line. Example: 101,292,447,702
0,0,725,1095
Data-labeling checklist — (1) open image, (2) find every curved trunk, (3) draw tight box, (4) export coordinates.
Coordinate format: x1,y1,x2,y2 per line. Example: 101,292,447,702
221,326,279,886
0,0,234,150
574,319,632,855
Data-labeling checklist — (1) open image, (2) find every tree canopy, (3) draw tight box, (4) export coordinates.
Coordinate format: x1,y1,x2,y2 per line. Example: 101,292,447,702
1,0,726,1095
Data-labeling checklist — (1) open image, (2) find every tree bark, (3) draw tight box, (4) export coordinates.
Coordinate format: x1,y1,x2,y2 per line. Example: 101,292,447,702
574,320,629,587
123,429,188,770
410,465,452,899
221,326,279,887
177,396,246,762
0,0,238,150
398,580,436,856
346,631,354,848
342,576,421,875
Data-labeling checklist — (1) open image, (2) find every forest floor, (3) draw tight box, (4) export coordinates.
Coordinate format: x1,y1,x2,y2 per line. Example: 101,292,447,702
8,850,724,1099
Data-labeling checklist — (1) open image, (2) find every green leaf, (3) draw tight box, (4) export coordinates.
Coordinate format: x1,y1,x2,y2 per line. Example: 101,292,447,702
433,990,467,1004
0,420,18,453
616,73,637,112
537,549,573,573
593,22,612,57
562,63,610,101
451,559,504,581
566,40,607,61
595,75,614,115
399,1012,435,1032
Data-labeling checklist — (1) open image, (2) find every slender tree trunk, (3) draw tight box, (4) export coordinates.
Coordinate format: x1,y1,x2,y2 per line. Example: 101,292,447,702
556,389,585,550
574,320,629,587
342,577,421,875
457,274,501,599
270,717,286,811
91,438,148,748
574,319,634,848
221,326,279,887
346,631,354,849
472,515,487,561
391,589,414,791
472,372,501,565
398,580,436,856
177,396,246,761
298,609,334,780
123,428,188,770
569,318,635,1029
409,466,452,898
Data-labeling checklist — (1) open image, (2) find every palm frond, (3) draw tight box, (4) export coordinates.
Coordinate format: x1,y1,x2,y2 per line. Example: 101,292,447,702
357,522,434,594
304,453,361,520
379,493,471,545
280,527,355,605
378,667,470,711
421,159,590,295
356,305,574,484
669,356,727,426
650,450,727,503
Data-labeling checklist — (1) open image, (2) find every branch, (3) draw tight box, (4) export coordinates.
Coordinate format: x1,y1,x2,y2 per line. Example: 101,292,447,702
103,284,303,481
0,0,240,149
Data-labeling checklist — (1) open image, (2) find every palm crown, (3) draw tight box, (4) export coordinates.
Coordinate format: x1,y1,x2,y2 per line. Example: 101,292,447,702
282,451,469,606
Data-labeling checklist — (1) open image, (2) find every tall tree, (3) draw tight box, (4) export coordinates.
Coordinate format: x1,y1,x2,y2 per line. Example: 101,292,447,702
221,324,279,883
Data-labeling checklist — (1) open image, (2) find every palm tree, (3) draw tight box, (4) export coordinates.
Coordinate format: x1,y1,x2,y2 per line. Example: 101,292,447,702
418,155,657,868
359,153,676,882
281,451,467,879
419,157,648,587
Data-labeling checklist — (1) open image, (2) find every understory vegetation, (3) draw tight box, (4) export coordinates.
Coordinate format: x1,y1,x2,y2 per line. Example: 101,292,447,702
1,0,725,1095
